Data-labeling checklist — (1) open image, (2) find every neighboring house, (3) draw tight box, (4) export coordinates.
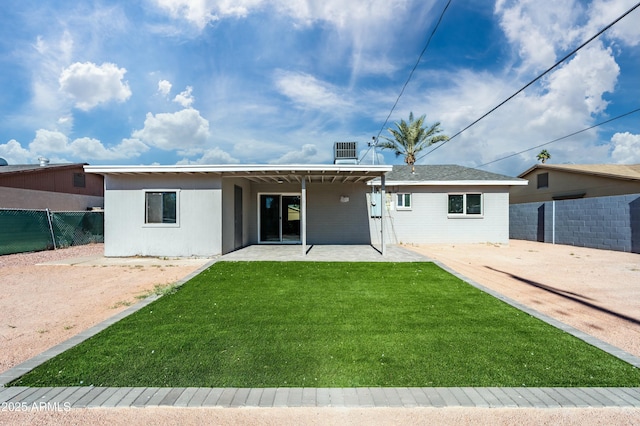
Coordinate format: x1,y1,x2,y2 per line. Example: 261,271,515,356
0,159,104,210
510,163,640,204
368,165,527,245
85,163,526,257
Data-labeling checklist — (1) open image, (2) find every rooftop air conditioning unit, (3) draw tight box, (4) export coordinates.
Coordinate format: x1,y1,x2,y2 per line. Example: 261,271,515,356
334,142,358,164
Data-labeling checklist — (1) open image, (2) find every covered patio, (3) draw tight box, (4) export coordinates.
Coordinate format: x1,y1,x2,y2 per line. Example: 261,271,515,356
220,244,430,262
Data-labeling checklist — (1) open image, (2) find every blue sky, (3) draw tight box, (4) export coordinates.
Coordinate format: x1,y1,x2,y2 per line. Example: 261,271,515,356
0,0,638,177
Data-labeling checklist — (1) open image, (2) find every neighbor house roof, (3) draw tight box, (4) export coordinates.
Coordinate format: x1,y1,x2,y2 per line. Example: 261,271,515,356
518,164,640,181
85,164,393,185
369,165,527,186
0,163,87,175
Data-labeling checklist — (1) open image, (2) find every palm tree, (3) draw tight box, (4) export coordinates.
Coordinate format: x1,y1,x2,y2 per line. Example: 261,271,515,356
379,112,449,172
537,149,551,164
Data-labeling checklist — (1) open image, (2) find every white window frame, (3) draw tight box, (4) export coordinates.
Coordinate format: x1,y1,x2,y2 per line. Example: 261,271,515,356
396,193,412,210
447,193,483,218
143,190,180,227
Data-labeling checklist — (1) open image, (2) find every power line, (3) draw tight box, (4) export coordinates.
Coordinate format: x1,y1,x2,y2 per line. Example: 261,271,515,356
358,0,452,164
475,107,640,169
416,0,640,162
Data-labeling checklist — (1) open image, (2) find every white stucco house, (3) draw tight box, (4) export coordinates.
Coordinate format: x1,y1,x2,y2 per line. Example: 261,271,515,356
84,163,526,257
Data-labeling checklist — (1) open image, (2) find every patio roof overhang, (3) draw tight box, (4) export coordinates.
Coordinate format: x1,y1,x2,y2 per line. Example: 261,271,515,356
84,164,393,185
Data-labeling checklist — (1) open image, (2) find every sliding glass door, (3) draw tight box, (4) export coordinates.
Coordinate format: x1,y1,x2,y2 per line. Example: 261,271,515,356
259,194,301,243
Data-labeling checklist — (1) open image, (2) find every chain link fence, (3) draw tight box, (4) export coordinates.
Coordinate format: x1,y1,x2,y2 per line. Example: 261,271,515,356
0,209,104,256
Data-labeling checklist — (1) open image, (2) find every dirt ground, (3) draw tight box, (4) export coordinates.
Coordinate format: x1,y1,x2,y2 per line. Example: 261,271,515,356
404,240,640,358
1,241,639,425
0,244,210,374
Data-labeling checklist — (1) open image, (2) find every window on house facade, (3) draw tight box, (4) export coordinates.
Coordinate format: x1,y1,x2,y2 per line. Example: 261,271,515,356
145,191,178,224
396,193,411,210
537,172,549,189
448,193,482,216
73,173,86,188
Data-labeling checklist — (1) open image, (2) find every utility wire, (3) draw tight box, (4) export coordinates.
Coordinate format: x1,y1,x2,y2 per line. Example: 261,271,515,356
358,0,452,164
475,107,640,169
416,0,640,162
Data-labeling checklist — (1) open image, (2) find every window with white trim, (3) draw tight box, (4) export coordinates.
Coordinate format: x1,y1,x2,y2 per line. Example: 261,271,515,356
145,191,178,224
396,193,411,210
448,193,482,216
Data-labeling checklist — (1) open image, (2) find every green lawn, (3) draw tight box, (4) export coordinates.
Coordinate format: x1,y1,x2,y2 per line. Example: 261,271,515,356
11,261,640,387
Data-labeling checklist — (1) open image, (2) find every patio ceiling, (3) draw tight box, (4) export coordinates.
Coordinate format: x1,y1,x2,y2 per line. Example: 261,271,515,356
84,164,392,185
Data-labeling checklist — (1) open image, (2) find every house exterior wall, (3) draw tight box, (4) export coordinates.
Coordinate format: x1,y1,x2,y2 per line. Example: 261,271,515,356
245,182,372,245
510,169,640,204
305,183,371,244
371,186,510,244
103,174,222,257
0,186,104,210
221,178,252,254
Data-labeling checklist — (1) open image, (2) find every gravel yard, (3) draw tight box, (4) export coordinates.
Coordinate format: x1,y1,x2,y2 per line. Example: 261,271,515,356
0,244,210,374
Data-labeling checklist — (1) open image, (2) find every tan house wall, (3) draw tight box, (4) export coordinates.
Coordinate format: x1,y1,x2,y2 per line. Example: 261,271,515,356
510,169,640,204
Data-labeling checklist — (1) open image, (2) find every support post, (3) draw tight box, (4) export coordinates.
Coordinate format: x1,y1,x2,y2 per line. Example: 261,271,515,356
46,208,57,250
552,200,556,245
301,177,307,255
380,174,386,256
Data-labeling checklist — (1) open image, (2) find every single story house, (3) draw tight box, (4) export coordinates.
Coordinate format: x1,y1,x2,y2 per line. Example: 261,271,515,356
84,163,526,257
0,158,104,210
510,163,640,204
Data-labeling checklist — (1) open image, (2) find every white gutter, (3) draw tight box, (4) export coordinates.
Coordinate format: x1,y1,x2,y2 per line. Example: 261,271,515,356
369,180,528,186
84,164,393,174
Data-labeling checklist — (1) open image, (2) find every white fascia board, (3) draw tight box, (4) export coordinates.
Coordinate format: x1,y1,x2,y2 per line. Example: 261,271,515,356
84,164,393,175
368,180,528,186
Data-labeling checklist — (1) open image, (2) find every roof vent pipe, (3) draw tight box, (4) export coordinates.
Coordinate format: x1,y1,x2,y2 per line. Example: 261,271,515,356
38,157,49,167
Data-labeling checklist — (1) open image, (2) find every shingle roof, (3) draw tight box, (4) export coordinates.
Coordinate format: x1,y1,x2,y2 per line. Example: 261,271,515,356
519,164,640,181
383,165,523,182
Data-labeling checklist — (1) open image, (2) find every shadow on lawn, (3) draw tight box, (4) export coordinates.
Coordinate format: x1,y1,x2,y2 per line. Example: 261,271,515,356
485,266,640,326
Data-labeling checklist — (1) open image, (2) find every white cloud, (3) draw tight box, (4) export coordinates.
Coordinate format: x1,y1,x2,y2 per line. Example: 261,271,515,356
588,0,640,46
539,44,619,116
153,0,263,29
158,79,173,97
269,144,319,164
495,0,585,72
275,70,351,111
0,129,149,163
0,140,33,164
178,147,240,164
29,129,69,155
69,137,149,160
173,86,194,107
132,108,210,150
59,62,132,111
610,132,640,163
151,0,422,77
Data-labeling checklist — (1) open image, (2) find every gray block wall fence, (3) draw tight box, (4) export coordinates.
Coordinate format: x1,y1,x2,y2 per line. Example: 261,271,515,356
509,193,640,253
